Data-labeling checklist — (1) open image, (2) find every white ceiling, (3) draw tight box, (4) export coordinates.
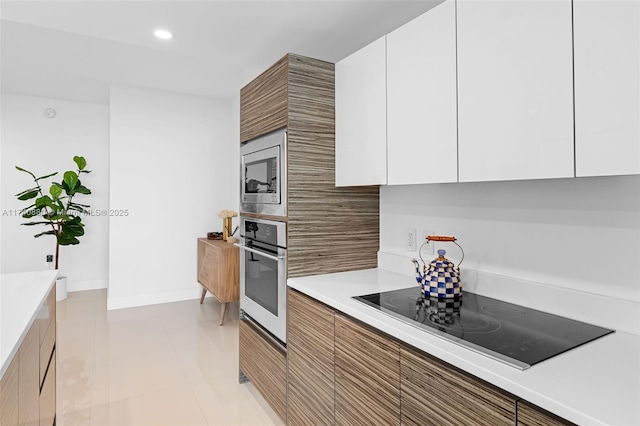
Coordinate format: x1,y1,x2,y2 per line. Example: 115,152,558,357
0,1,442,104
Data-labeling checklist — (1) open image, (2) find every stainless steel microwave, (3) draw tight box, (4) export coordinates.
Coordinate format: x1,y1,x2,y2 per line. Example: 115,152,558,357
240,129,287,217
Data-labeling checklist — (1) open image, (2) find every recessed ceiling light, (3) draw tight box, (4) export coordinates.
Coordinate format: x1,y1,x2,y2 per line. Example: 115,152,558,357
154,29,173,40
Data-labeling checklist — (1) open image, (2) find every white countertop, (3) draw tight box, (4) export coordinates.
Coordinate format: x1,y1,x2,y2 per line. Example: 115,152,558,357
0,270,58,379
288,268,640,426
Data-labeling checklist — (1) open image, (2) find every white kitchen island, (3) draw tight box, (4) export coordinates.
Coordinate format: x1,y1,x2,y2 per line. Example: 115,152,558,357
289,268,640,426
0,270,58,379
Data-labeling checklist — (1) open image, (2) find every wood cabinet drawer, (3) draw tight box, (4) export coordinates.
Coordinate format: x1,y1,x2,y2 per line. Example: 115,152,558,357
287,289,335,425
335,313,400,426
401,345,515,426
39,285,56,346
39,320,55,387
19,323,40,426
39,350,56,426
517,400,574,426
239,319,286,420
0,355,19,426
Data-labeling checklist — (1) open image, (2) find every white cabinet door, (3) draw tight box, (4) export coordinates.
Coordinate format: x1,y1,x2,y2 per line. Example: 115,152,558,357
387,0,458,185
335,36,387,186
574,0,640,177
456,0,574,182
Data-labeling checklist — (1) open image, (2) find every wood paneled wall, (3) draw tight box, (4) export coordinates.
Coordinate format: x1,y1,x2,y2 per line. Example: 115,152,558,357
240,53,380,279
285,54,379,278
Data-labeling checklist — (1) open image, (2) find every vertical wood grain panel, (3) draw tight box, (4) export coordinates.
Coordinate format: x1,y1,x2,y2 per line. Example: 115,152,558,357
517,400,574,426
0,355,19,426
334,313,400,426
239,319,287,420
39,351,56,426
197,238,239,303
39,320,55,388
287,54,379,278
240,55,288,142
401,345,515,426
287,289,335,425
19,323,40,426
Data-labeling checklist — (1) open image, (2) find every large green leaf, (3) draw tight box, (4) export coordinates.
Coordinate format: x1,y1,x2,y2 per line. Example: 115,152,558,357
36,172,58,181
74,183,91,195
62,217,85,237
57,234,80,245
35,196,56,209
15,187,39,197
63,171,78,191
49,184,63,199
17,190,39,201
73,156,87,170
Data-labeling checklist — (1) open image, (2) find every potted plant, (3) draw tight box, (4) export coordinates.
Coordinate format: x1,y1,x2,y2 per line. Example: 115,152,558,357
14,156,92,299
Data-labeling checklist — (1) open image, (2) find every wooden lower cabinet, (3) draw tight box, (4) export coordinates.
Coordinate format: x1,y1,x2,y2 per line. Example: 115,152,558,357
517,400,575,426
239,319,287,421
287,289,335,425
401,345,515,426
335,313,401,426
197,238,239,324
0,356,19,426
0,284,56,426
19,323,40,426
39,351,56,426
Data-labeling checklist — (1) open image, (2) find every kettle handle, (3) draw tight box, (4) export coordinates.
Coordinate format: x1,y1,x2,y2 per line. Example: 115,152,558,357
419,236,465,272
427,235,457,242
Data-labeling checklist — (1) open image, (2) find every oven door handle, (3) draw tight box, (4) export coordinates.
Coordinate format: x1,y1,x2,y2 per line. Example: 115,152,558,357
234,244,284,261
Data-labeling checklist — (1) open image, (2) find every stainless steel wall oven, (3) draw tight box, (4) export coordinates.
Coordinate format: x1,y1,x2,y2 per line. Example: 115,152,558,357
237,216,287,344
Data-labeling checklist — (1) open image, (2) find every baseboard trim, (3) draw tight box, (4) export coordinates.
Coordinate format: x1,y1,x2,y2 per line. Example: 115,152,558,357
68,278,108,292
106,287,203,311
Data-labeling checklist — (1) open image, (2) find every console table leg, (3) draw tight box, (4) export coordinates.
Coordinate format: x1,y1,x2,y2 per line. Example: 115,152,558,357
220,302,228,325
199,287,207,304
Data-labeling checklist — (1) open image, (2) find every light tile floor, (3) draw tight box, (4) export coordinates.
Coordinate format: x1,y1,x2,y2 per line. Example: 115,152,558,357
56,290,284,426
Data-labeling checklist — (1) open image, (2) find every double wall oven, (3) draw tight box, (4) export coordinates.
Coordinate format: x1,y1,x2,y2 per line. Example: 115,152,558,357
238,128,288,344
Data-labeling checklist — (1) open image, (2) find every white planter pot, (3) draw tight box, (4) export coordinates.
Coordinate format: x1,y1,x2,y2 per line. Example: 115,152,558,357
56,276,68,301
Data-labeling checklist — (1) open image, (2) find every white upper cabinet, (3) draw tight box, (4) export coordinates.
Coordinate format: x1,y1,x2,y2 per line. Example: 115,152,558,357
335,36,387,186
387,0,458,185
456,0,574,182
574,0,640,177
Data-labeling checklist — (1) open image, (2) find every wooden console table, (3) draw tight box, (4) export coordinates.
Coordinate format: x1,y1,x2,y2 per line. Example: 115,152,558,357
197,238,239,325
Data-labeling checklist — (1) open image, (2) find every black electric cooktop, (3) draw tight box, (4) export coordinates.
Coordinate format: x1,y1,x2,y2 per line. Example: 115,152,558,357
354,287,613,370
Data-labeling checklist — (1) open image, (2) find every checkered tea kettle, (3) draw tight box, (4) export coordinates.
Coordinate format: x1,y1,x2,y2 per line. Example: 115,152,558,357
411,236,464,299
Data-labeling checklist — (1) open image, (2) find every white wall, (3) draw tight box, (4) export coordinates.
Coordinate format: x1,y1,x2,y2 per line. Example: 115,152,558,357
108,85,237,310
380,175,640,304
0,94,110,291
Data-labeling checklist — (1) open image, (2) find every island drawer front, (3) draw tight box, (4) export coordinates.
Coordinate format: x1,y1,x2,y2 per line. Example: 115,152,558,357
39,285,56,346
39,350,56,426
0,355,20,426
39,320,55,388
239,318,286,420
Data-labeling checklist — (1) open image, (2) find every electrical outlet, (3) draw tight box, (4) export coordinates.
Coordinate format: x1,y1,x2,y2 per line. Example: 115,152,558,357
46,255,53,263
420,230,434,256
405,228,416,251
